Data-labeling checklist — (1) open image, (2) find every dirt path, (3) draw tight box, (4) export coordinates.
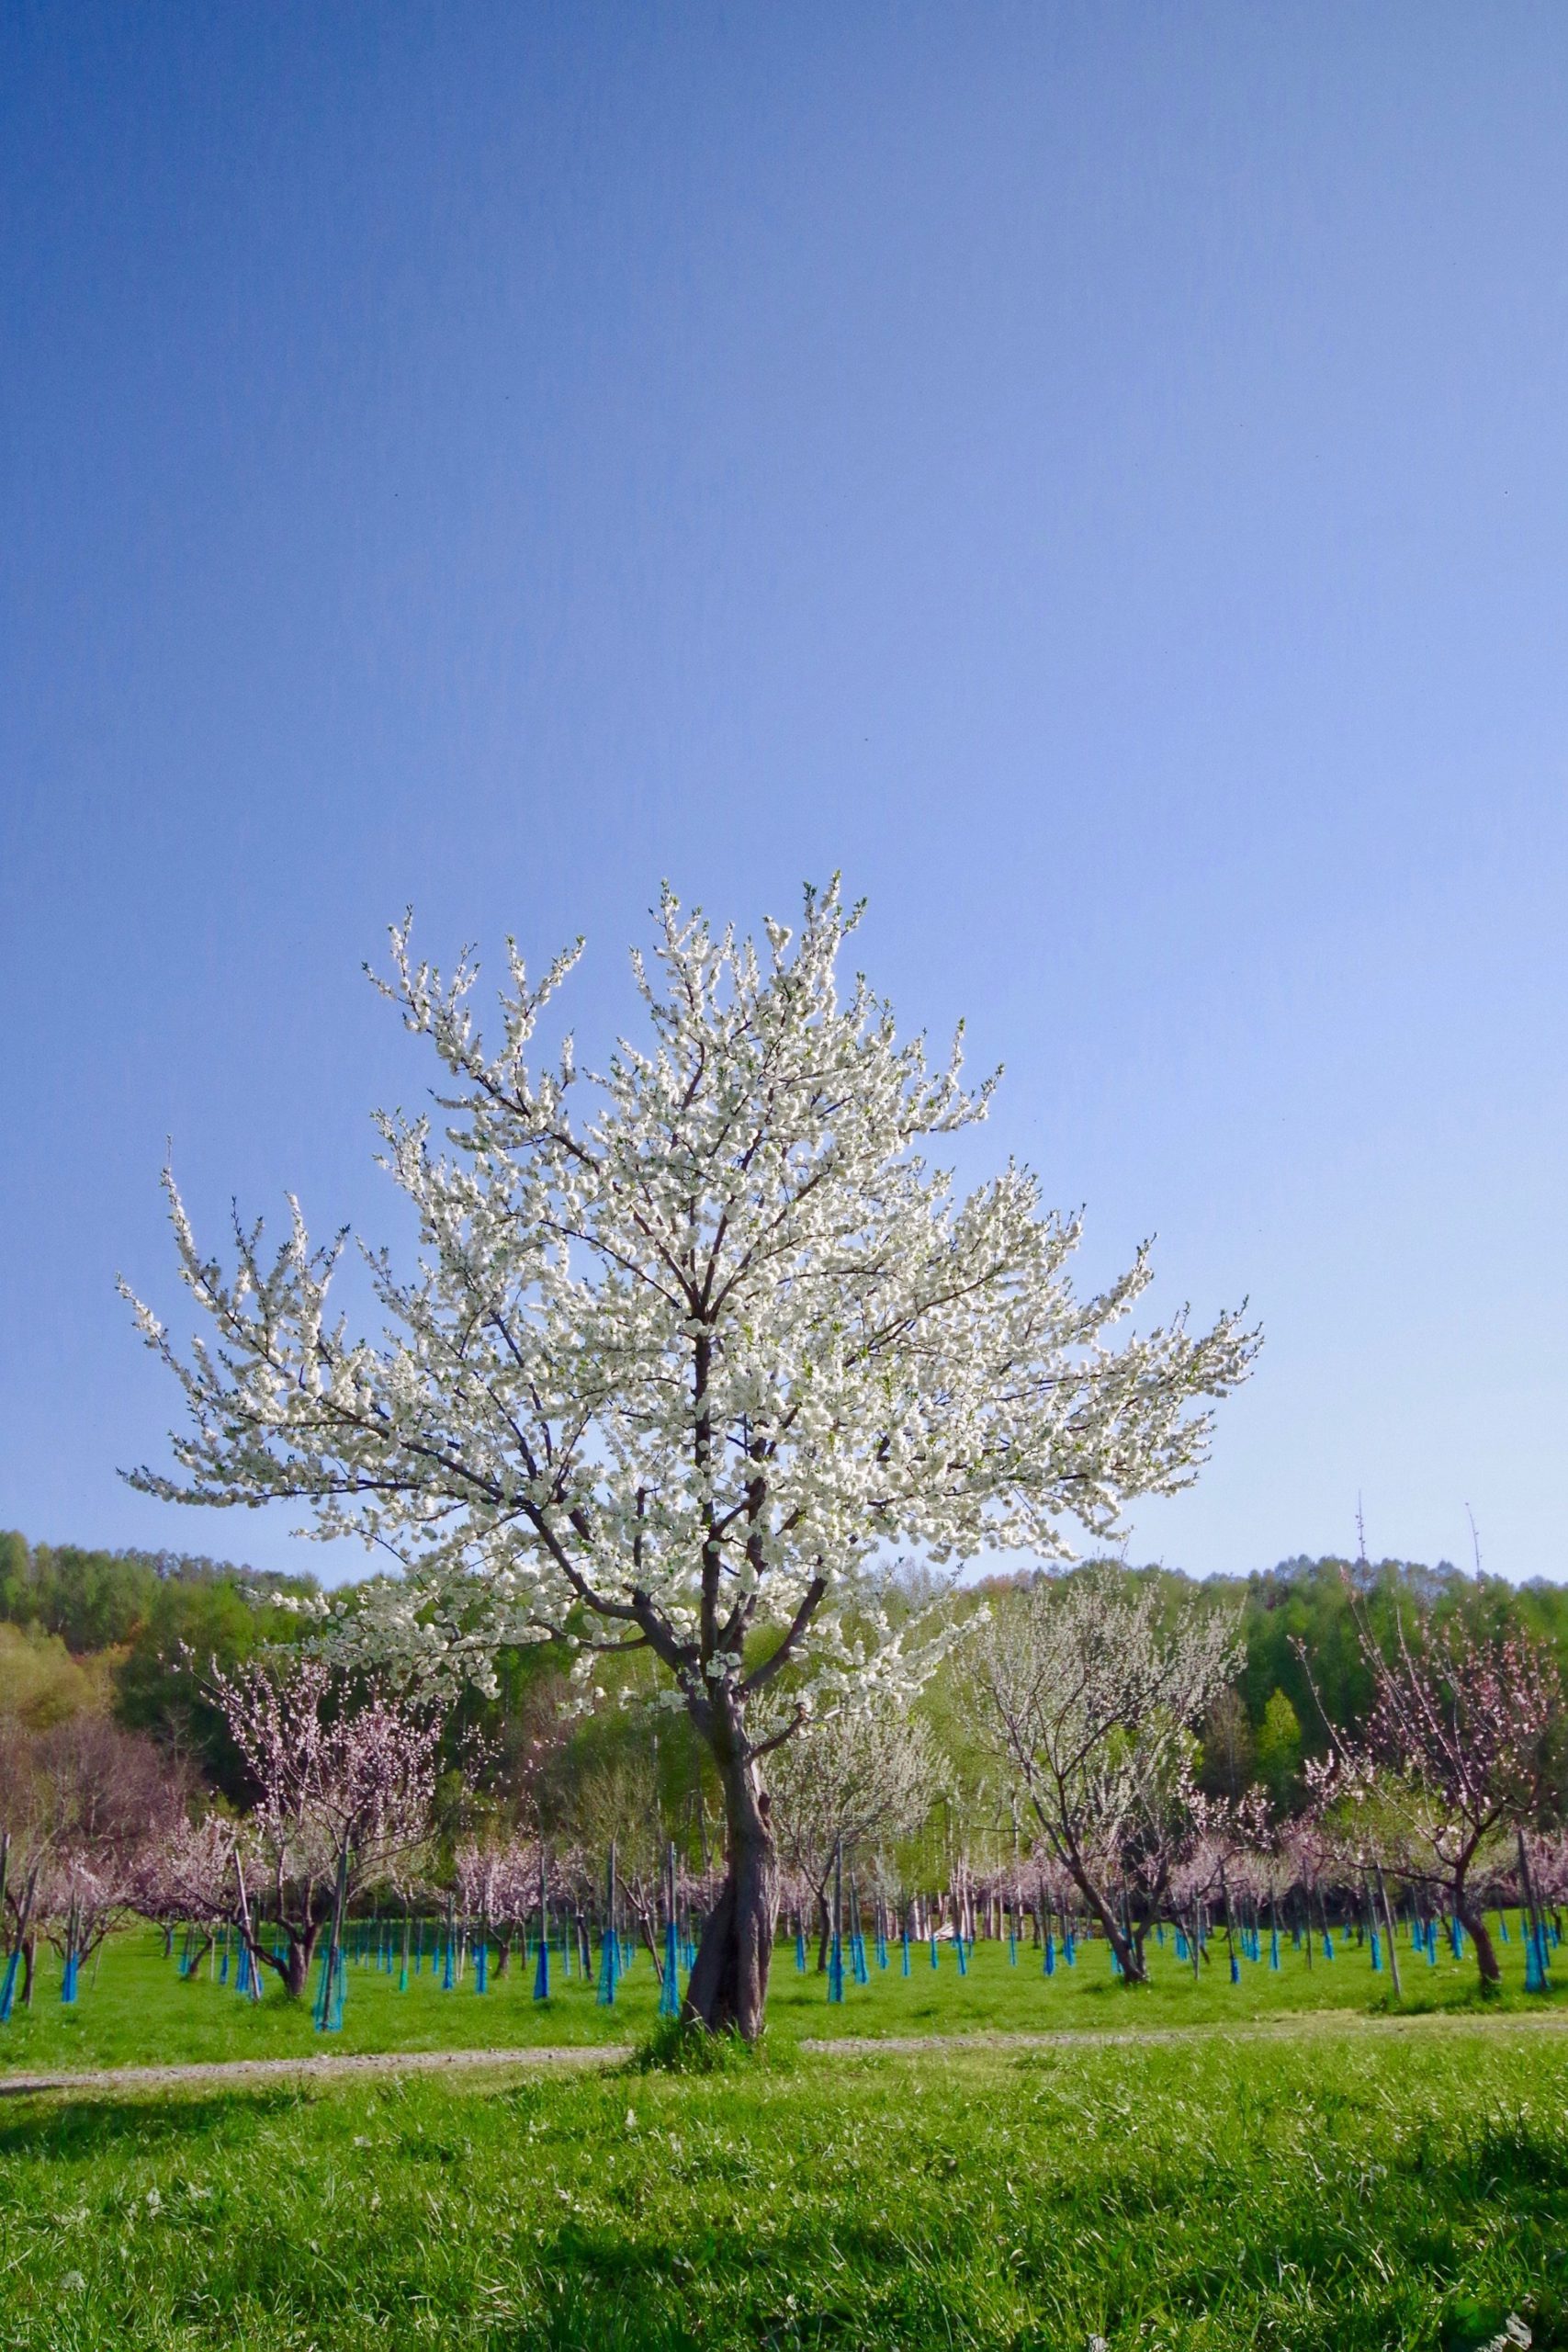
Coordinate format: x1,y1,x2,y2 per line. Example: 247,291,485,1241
0,2043,633,2098
4,2004,1565,2100
802,2007,1568,2057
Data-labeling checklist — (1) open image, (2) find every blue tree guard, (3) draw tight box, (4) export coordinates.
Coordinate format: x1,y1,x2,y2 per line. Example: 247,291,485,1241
852,1932,869,1987
1064,1932,1077,1967
313,1942,345,2032
657,1918,680,2018
875,1926,889,1970
795,1927,807,1973
1370,1929,1382,1973
929,1929,940,1969
900,1930,911,1976
597,1928,619,2007
1322,1929,1335,1961
1174,1928,1188,1962
827,1932,844,2003
534,1931,552,2002
1526,1923,1551,1992
61,1947,78,2005
0,1951,18,2023
475,1936,489,1994
955,1935,968,1978
1269,1928,1280,1971
1043,1930,1056,1976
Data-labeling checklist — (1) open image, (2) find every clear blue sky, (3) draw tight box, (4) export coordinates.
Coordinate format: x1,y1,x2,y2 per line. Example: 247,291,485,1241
4,5,1564,1587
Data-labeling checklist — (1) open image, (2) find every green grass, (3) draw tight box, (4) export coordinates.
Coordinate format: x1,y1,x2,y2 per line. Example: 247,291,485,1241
2,1923,1562,2346
0,1916,1557,2076
2,2024,1566,2347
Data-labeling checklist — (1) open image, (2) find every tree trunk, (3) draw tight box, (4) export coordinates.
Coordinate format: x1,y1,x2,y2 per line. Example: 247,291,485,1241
1025,1793,1145,1984
270,1922,319,1999
182,1931,215,1981
815,1884,831,1973
683,1750,777,2040
1455,1872,1500,1988
1062,1848,1145,1983
635,1905,663,1977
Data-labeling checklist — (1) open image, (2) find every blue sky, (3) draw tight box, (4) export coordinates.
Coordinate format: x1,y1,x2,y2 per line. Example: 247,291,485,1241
3,4,1564,1586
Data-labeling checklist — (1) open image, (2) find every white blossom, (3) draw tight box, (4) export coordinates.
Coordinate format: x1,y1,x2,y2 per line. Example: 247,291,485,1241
124,880,1255,1747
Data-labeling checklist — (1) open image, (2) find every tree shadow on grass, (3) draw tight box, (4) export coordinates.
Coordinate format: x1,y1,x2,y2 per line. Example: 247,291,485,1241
491,2213,969,2352
0,2087,308,2160
476,2127,1568,2352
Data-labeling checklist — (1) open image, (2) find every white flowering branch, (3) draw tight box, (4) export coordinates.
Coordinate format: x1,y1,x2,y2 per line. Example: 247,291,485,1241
123,878,1256,2033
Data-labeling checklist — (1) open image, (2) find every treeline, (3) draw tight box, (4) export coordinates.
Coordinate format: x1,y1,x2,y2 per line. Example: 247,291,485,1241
0,1532,320,1796
1213,1552,1568,1808
0,1533,314,1650
4,1531,1566,1824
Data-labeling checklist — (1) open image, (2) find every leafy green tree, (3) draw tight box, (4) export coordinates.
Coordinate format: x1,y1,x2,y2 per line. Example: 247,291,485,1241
0,1534,156,1650
114,1577,289,1801
0,1623,112,1729
1254,1686,1303,1811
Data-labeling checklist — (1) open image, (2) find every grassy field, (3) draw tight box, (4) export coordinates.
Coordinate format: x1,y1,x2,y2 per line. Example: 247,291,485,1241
1,2020,1566,2348
2,1925,1564,2349
0,1915,1558,2075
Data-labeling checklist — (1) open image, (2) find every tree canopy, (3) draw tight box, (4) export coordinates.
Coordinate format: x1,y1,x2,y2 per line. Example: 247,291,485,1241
119,880,1257,2034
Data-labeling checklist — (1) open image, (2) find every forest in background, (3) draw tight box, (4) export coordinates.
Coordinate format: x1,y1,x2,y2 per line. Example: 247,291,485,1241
3,1527,1566,1838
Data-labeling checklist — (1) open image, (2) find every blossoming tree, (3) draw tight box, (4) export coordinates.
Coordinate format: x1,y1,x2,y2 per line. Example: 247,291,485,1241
1304,1609,1562,1989
124,881,1255,2037
971,1567,1242,1980
209,1655,440,1996
129,1812,241,1966
766,1696,939,1966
